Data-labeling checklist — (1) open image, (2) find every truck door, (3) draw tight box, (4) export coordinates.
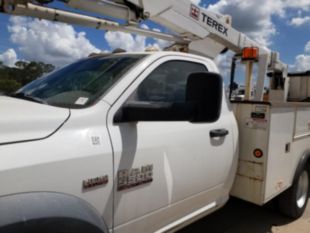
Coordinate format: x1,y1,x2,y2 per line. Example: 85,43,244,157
107,56,235,232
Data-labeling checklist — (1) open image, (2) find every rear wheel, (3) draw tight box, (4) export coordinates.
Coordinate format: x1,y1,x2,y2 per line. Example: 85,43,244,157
277,165,310,219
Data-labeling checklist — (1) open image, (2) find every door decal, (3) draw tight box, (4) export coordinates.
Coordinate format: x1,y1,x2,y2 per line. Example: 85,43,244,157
118,165,154,191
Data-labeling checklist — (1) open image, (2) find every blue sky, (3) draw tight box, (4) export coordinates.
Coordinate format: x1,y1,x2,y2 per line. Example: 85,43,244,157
271,12,310,64
0,0,309,74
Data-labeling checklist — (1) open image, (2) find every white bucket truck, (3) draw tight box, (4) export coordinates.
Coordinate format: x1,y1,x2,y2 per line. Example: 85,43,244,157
0,0,310,232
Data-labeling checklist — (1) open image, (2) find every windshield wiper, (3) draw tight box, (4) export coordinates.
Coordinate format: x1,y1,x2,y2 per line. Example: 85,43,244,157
11,93,47,105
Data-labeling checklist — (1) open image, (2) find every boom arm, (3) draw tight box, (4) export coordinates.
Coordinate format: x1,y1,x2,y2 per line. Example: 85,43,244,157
0,0,288,101
0,0,269,54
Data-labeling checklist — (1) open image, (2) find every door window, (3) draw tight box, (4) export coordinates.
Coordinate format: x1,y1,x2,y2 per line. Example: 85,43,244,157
129,60,208,103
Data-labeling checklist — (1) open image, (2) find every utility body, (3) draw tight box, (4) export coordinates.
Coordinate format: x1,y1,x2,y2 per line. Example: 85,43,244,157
0,1,310,233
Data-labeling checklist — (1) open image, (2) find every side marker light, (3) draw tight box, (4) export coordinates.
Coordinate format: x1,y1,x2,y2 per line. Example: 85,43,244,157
254,149,263,158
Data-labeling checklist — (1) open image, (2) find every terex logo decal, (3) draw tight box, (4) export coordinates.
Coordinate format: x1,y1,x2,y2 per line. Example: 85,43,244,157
190,4,200,20
190,4,229,37
202,13,228,36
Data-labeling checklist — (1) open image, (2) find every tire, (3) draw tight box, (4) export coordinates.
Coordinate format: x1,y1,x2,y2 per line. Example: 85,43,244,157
1,218,105,233
277,165,310,219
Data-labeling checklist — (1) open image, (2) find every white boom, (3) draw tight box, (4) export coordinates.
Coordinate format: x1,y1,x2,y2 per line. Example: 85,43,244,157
0,0,288,101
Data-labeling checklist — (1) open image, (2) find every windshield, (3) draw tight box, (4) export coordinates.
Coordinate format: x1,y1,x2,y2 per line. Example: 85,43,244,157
13,54,146,108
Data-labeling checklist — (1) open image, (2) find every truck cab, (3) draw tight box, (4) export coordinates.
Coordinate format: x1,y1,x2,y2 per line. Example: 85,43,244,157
0,52,238,233
1,0,310,232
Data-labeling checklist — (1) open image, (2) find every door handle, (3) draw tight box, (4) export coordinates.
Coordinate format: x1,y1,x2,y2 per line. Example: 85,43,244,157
210,129,229,138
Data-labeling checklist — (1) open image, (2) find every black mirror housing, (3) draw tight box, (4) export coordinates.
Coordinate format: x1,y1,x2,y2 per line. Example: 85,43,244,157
186,72,223,123
114,102,195,123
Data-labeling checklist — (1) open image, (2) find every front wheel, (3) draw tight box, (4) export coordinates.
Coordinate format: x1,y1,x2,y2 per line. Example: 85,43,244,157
1,219,105,233
277,165,310,219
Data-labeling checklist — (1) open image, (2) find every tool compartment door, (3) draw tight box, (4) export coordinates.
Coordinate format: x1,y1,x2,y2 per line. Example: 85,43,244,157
231,102,303,204
264,106,295,201
230,102,270,205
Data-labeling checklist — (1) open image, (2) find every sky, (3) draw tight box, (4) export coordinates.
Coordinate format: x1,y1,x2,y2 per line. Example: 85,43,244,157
0,0,310,79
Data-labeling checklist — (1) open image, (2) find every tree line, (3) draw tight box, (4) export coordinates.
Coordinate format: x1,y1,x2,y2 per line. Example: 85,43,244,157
0,61,55,95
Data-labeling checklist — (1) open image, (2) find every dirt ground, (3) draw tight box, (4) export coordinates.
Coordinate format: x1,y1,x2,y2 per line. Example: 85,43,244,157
178,198,310,233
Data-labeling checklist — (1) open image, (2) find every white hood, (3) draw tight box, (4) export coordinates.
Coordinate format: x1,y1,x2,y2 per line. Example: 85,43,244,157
0,96,70,145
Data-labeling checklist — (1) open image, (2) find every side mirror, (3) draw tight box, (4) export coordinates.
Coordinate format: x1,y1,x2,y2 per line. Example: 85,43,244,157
186,72,223,123
114,72,223,123
114,102,195,123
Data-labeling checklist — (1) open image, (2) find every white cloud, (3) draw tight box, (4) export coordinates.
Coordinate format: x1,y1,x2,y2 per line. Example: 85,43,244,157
0,48,18,67
151,39,171,50
207,0,310,47
290,16,310,26
151,28,173,50
214,53,233,79
283,0,310,10
8,16,100,67
291,41,310,71
105,25,172,52
207,0,284,46
105,31,147,52
292,54,310,71
191,0,201,5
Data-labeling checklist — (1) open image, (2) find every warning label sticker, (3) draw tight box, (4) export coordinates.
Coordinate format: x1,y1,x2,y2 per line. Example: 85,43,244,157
245,118,268,130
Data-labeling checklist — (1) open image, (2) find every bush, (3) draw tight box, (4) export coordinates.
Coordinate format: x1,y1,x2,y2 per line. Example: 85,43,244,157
0,61,55,94
0,79,22,94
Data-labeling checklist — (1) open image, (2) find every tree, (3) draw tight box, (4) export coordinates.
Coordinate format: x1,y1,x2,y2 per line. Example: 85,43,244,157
0,60,55,94
0,79,22,94
15,61,55,85
15,61,28,69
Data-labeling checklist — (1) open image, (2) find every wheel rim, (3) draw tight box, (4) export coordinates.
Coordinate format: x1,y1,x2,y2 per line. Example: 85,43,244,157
296,170,309,209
